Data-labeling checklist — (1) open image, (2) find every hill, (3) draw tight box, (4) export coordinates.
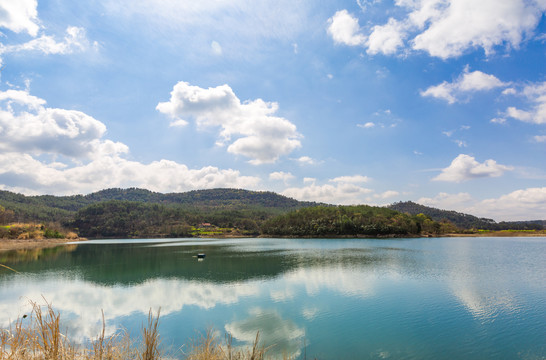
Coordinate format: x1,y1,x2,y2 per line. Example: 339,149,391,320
388,201,544,230
0,188,323,238
0,188,320,221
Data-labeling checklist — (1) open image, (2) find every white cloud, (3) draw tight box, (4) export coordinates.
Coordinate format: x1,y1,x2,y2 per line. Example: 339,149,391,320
0,26,92,55
469,187,546,221
421,67,506,104
329,1,546,58
329,175,370,184
211,40,222,55
0,152,261,196
0,88,261,195
375,190,400,199
533,135,546,142
327,10,366,46
502,88,517,95
418,192,474,210
269,171,294,183
490,117,507,124
282,176,372,205
416,188,546,221
358,122,375,129
505,81,546,124
454,139,467,148
295,156,316,165
433,154,513,182
366,18,406,55
156,82,302,164
0,0,94,60
411,0,546,58
0,0,40,36
0,89,109,159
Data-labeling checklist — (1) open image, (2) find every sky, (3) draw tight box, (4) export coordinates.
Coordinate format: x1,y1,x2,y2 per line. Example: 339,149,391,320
0,0,545,221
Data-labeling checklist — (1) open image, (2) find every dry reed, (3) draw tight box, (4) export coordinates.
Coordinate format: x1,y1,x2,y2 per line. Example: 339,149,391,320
1,302,295,360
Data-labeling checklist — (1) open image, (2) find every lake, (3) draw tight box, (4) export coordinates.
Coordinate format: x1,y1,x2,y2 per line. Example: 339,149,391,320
1,237,545,359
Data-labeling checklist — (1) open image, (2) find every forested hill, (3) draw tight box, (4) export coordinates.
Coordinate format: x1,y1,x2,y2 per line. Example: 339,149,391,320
388,201,544,230
0,188,321,224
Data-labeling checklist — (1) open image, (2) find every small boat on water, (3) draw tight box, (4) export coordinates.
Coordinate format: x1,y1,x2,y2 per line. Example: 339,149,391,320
197,253,206,259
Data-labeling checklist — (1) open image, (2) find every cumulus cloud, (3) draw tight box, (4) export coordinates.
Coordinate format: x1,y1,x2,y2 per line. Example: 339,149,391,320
433,154,513,182
328,1,546,58
0,152,261,196
470,187,546,221
156,82,301,164
0,0,40,36
294,156,316,165
0,89,110,159
505,81,546,124
269,171,294,183
327,10,366,46
418,187,546,221
0,89,260,195
282,176,372,204
366,18,406,55
421,67,507,104
413,0,546,58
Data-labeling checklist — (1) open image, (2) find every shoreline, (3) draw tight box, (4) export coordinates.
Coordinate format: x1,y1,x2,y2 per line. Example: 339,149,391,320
1,231,544,251
0,237,87,252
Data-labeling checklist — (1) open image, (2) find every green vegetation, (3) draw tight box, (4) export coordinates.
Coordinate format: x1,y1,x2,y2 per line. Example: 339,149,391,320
261,205,457,237
0,223,78,240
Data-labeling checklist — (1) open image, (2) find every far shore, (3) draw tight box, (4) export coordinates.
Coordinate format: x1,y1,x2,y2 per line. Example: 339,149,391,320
1,231,544,252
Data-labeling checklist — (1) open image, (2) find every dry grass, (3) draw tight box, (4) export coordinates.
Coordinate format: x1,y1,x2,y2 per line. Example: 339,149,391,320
1,302,294,360
0,301,156,360
184,329,289,360
140,309,161,360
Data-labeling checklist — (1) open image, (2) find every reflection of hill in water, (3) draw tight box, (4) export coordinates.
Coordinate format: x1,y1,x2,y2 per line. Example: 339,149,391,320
0,244,78,265
2,241,379,285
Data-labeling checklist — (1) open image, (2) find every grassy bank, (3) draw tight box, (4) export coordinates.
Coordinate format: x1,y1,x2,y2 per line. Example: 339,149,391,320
1,301,286,360
0,223,86,252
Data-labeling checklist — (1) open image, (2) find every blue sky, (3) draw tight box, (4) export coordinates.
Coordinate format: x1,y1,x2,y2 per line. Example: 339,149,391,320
0,0,545,221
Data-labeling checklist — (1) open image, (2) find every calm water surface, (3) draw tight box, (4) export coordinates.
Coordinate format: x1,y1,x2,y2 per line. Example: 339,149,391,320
1,237,545,359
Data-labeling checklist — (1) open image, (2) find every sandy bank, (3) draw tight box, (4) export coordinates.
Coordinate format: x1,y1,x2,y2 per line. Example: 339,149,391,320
0,238,87,251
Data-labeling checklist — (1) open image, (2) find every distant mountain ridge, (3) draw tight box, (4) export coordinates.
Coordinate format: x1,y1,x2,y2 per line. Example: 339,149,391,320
0,188,322,223
1,189,544,236
388,201,545,230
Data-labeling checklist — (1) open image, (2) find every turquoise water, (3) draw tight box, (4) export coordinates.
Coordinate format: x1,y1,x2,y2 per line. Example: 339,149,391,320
1,237,545,359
